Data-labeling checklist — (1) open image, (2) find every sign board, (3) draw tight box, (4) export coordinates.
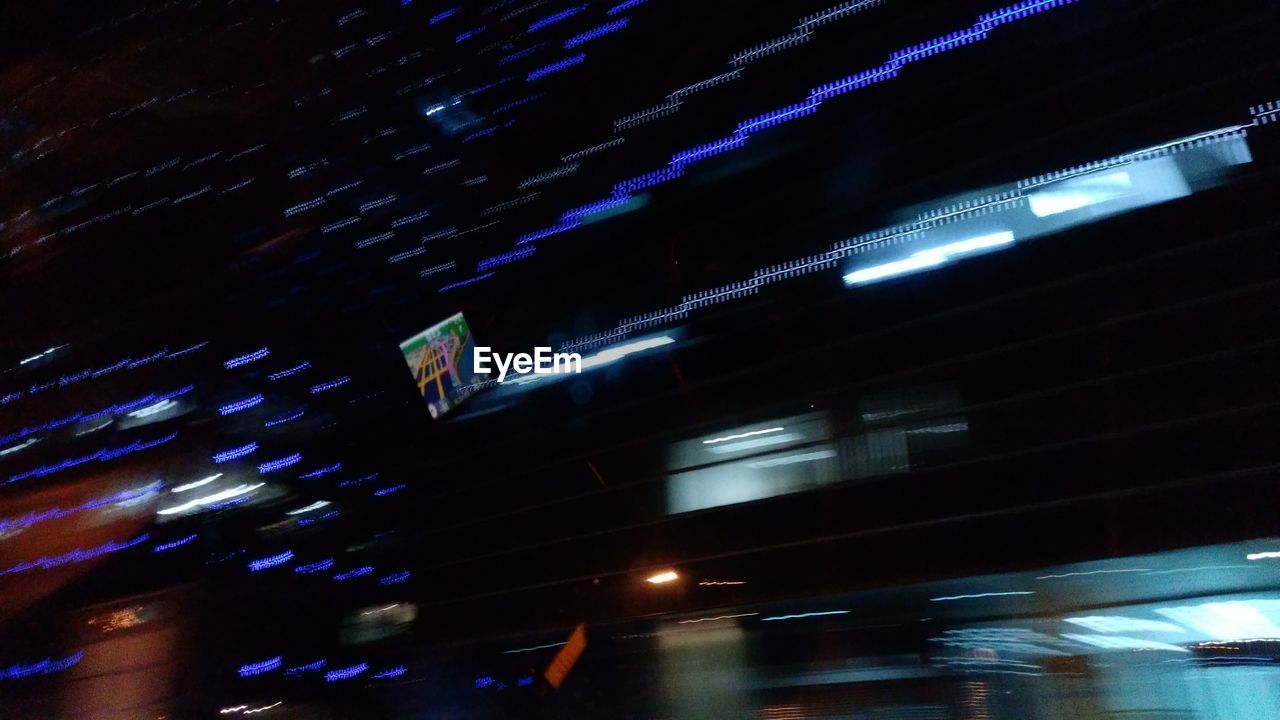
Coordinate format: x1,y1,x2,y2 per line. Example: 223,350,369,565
543,623,587,689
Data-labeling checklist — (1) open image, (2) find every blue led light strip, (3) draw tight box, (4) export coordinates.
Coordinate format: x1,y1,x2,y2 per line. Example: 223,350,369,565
438,272,495,292
153,534,197,552
528,5,583,32
267,361,312,381
248,550,293,572
6,434,178,486
2,343,202,411
0,533,149,575
259,453,302,474
309,376,350,394
466,0,1081,292
213,441,258,464
554,117,1251,354
238,656,282,678
0,482,162,537
1,384,193,446
564,18,629,49
219,394,263,416
0,651,83,681
325,662,368,682
527,53,585,82
333,565,374,581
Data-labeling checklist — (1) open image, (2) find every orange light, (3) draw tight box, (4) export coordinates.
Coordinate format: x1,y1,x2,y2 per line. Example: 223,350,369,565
646,570,679,584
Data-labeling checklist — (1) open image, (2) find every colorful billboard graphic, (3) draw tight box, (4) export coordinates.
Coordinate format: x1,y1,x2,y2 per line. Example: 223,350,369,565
399,312,486,419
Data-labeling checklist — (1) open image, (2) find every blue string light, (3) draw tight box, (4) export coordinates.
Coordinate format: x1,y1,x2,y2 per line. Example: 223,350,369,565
2,384,192,445
515,219,579,245
378,571,411,586
299,463,343,480
606,0,646,15
285,659,327,675
295,558,335,574
0,651,83,681
225,348,270,368
0,533,149,576
333,565,374,581
528,5,582,32
372,666,407,680
493,0,1081,288
219,394,264,416
498,44,543,66
248,550,293,572
213,441,259,464
438,272,495,292
456,26,485,43
373,484,406,497
297,510,340,527
309,377,350,394
267,362,311,381
339,473,380,488
259,453,302,474
264,409,305,428
527,53,585,82
564,18,629,49
238,656,282,678
6,433,177,485
429,7,459,24
0,482,161,536
325,662,368,682
477,246,535,271
153,534,197,553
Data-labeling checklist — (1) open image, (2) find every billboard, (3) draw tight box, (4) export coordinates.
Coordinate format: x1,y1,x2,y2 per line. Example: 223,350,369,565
399,312,487,419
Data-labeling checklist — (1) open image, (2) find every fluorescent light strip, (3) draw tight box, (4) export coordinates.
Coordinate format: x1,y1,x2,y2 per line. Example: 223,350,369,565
930,591,1035,602
158,483,262,515
702,427,784,445
172,473,222,493
761,610,849,621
